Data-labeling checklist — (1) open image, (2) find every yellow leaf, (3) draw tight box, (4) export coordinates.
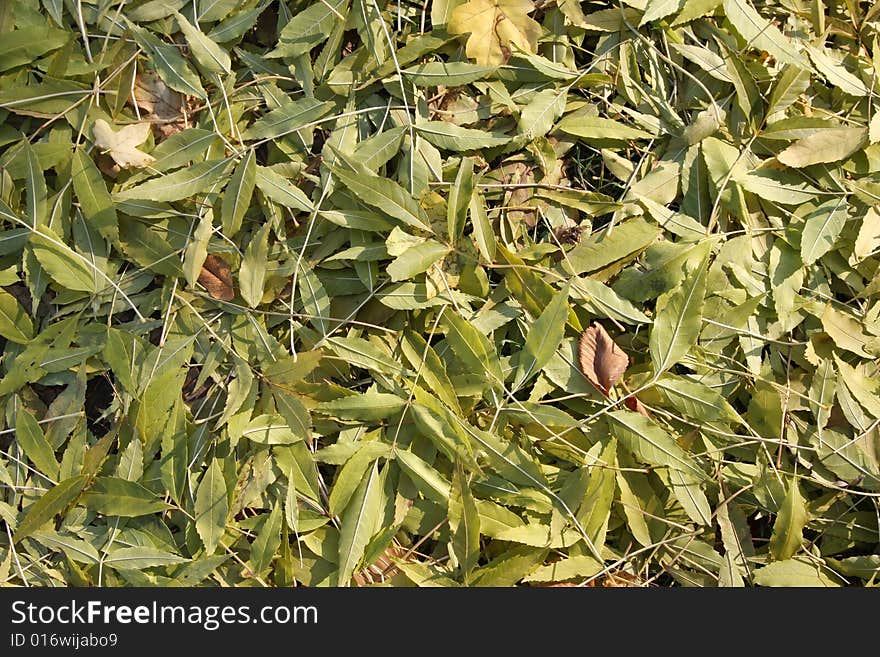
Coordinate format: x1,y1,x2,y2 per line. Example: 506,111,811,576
448,0,541,67
92,119,155,169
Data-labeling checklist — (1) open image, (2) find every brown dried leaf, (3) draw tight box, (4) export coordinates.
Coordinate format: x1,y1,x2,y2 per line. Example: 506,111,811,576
578,323,629,396
133,71,187,140
198,254,235,301
134,71,184,119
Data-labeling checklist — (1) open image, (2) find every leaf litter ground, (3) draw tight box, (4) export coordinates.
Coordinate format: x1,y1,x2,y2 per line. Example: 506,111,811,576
0,0,878,587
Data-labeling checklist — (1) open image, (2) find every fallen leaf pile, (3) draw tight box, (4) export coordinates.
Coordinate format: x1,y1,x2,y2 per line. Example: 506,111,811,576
0,0,877,589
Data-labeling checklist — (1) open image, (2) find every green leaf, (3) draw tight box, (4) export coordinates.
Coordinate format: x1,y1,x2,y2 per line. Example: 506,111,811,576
608,410,706,481
465,424,549,489
326,336,406,376
0,26,70,72
338,460,383,586
249,504,283,573
29,228,101,293
769,240,803,332
821,305,873,358
449,461,481,578
722,0,808,69
667,468,712,526
852,206,880,264
242,98,332,140
753,558,841,587
777,128,867,168
737,169,822,205
812,427,880,490
519,88,567,139
557,114,654,141
403,62,494,87
128,21,206,99
834,356,880,422
443,311,504,386
239,222,270,307
255,165,314,212
30,530,100,565
174,11,232,74
655,375,742,425
115,160,233,202
126,129,217,182
317,392,407,421
0,288,34,344
14,475,88,543
469,545,547,587
415,122,511,151
615,470,656,546
284,465,300,533
103,546,188,570
353,127,407,170
468,189,495,262
72,149,117,243
81,477,171,517
410,398,477,465
577,439,617,547
564,217,660,275
328,442,390,515
536,189,621,216
522,555,604,582
268,0,350,59
221,150,256,237
768,478,808,561
447,157,474,244
241,414,306,445
400,330,461,414
766,65,811,116
116,437,144,481
183,211,212,288
195,459,228,555
273,390,312,443
513,282,569,389
395,448,451,503
297,262,331,335
806,45,869,97
22,140,46,227
649,251,708,375
809,359,836,432
15,407,59,480
800,198,847,265
387,240,450,282
717,495,754,581
330,163,432,233
827,555,880,580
